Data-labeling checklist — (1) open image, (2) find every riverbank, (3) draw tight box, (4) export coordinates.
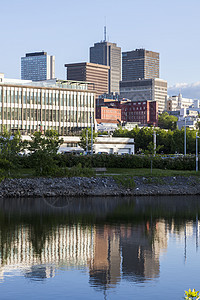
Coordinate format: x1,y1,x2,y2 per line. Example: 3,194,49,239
0,175,200,197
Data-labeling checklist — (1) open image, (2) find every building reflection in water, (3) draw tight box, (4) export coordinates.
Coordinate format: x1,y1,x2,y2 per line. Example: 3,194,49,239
0,221,168,287
0,195,199,290
89,220,168,290
0,224,94,281
89,226,121,289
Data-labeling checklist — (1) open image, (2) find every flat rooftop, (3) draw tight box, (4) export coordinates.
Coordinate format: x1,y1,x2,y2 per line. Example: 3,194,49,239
0,76,95,91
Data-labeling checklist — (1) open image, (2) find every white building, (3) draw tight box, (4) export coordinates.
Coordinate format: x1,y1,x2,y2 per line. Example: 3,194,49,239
176,108,199,130
57,136,135,155
167,93,196,111
94,136,134,154
0,74,95,135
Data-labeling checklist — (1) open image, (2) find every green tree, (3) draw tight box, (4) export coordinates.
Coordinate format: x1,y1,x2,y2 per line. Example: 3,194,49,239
158,112,178,130
186,129,196,154
156,129,174,154
144,141,163,155
0,128,25,173
113,126,129,137
79,128,97,152
28,129,63,175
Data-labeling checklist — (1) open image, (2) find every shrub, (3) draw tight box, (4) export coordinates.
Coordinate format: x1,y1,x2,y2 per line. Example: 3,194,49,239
114,175,136,188
65,163,95,177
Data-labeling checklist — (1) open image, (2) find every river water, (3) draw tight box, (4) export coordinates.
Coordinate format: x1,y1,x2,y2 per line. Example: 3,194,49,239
0,195,200,299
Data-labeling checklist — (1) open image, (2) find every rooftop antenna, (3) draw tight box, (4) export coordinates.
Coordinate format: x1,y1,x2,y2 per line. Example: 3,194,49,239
104,16,107,42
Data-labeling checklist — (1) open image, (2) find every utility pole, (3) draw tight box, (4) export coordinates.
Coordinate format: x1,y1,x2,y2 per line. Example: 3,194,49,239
153,129,156,157
196,132,199,172
184,117,187,156
86,129,88,154
90,115,93,155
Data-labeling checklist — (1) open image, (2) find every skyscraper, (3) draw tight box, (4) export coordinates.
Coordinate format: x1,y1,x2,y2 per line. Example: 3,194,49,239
90,37,121,94
21,51,55,81
65,62,110,98
122,49,159,81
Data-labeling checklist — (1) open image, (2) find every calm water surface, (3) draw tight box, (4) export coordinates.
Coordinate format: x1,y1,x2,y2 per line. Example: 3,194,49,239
0,195,200,299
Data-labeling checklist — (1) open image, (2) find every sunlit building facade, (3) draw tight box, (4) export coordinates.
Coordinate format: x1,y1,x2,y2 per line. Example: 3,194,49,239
21,52,55,81
0,75,95,135
90,41,121,94
120,78,167,113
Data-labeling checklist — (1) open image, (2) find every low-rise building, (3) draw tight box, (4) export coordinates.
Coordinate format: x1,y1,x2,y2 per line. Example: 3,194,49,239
0,74,95,135
57,135,135,155
93,136,135,154
171,107,200,130
96,106,121,122
96,119,119,134
167,93,195,111
120,100,158,125
96,97,158,125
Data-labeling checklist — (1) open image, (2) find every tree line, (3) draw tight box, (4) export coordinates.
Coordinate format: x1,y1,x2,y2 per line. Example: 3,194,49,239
113,126,198,154
0,122,199,177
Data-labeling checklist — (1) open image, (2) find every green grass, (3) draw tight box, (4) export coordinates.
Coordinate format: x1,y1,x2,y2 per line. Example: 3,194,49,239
5,167,200,179
106,168,200,177
113,175,136,188
10,168,35,178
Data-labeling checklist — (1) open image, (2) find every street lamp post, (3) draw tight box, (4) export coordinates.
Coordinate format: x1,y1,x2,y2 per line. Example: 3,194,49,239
196,132,199,172
86,129,88,154
153,129,156,157
90,115,93,155
184,117,187,156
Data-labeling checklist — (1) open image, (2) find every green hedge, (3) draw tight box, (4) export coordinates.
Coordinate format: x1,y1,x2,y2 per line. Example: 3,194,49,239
54,154,196,171
16,153,197,172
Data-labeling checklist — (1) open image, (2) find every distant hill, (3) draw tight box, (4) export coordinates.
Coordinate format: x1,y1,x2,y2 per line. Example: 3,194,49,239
168,82,200,99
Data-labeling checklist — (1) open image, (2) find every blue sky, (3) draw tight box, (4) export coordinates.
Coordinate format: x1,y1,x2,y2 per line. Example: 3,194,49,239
1,0,200,86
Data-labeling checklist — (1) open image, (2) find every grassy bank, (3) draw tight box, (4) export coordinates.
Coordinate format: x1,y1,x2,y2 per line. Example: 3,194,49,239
105,168,200,177
7,167,200,179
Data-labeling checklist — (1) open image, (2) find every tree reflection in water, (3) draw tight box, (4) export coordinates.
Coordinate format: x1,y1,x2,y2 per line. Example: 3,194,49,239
0,195,199,289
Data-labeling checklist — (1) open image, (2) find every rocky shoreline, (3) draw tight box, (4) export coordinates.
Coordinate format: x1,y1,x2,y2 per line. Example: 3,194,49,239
0,176,200,198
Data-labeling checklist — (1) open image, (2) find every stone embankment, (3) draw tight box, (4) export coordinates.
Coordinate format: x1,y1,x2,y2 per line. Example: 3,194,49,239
0,176,200,198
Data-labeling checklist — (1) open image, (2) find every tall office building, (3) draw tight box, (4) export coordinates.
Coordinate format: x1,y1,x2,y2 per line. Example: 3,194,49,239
120,78,167,113
21,51,55,81
90,40,121,94
122,49,159,81
65,62,110,98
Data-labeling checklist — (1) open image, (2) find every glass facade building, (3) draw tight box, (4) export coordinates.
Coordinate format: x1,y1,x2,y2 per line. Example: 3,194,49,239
0,79,95,135
21,52,55,81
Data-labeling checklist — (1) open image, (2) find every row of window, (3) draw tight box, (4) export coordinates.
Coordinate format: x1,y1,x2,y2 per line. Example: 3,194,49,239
2,124,85,134
123,111,146,116
0,87,94,107
66,143,78,147
1,107,93,123
123,106,146,111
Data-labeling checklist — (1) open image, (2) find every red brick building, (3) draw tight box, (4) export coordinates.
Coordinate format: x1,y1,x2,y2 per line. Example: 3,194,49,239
96,106,121,122
120,101,158,125
96,98,158,125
